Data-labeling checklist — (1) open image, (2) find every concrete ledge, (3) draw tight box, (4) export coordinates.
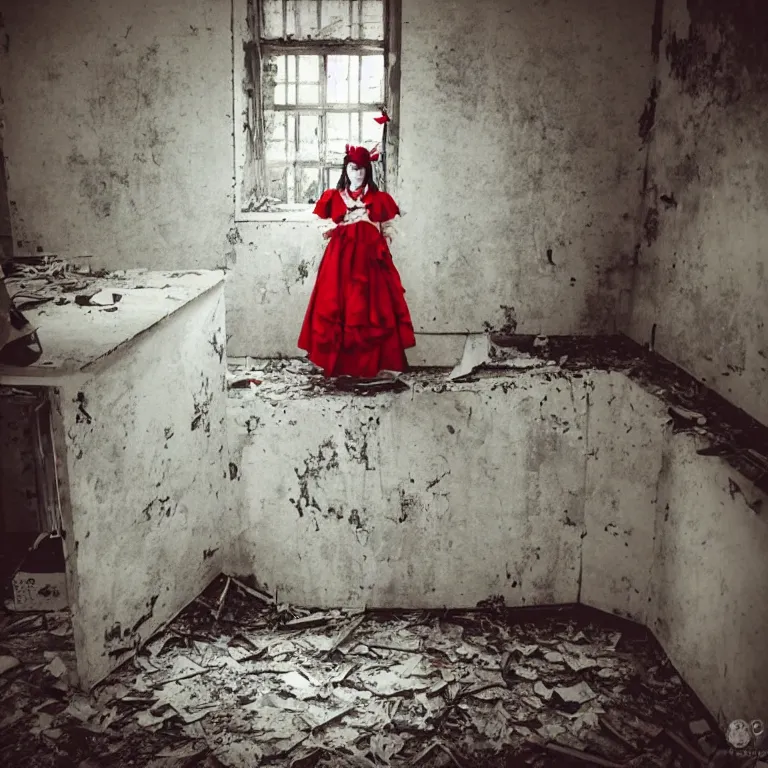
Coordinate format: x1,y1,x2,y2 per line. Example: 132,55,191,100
227,365,768,722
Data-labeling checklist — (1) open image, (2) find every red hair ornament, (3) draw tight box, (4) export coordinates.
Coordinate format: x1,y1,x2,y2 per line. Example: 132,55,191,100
343,111,389,166
345,144,380,167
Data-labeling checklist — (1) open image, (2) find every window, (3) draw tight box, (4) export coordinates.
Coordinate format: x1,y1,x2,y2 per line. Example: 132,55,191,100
237,0,400,218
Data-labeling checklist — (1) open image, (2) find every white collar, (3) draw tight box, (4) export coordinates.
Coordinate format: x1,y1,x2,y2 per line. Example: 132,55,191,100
341,185,368,209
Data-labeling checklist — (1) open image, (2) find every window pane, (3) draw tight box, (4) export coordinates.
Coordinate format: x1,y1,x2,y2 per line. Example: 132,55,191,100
297,55,320,104
320,0,351,38
327,55,351,104
362,111,382,145
262,0,383,41
272,83,286,105
361,0,384,39
267,164,287,202
326,112,352,159
266,138,287,164
284,0,296,37
360,55,384,103
298,84,319,103
350,1,360,38
297,167,321,203
298,56,319,83
349,56,360,103
297,114,319,161
284,0,321,40
265,112,288,162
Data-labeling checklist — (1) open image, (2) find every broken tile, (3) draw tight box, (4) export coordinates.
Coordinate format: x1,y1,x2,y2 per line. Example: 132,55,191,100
555,681,597,705
0,655,20,675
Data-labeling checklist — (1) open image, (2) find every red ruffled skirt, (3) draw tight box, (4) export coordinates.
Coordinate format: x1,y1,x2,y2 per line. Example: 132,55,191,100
298,222,416,378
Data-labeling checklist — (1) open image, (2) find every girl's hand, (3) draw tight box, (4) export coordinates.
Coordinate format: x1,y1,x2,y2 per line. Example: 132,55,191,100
322,229,333,240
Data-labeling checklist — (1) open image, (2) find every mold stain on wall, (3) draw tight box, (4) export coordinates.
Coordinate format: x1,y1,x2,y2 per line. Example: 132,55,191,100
626,0,768,426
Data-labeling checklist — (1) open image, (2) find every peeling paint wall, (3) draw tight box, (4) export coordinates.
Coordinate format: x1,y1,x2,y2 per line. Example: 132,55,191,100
580,373,669,623
58,284,229,689
226,0,656,359
0,0,233,269
649,434,768,723
1,0,654,359
625,0,768,425
229,374,590,608
229,369,768,720
229,371,673,613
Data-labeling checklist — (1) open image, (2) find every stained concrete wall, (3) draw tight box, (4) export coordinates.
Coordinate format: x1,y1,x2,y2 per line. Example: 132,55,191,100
625,0,768,425
58,283,229,689
229,0,657,360
0,0,656,363
580,373,669,624
0,0,233,269
229,369,768,720
229,373,590,607
649,434,768,724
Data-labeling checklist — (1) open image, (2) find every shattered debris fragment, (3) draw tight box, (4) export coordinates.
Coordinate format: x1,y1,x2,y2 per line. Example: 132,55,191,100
0,654,20,675
0,581,747,767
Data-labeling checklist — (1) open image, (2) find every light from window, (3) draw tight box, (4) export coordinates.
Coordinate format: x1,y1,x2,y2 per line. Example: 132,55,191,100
262,0,384,41
246,0,388,209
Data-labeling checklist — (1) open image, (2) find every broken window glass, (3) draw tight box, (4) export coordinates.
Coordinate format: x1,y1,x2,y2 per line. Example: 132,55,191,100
261,0,384,41
247,1,390,207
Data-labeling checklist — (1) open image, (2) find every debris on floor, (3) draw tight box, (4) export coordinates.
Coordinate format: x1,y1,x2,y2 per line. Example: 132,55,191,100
0,578,753,767
1,254,182,316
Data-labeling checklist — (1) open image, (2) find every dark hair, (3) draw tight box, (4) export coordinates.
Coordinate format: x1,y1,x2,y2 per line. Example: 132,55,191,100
336,156,379,192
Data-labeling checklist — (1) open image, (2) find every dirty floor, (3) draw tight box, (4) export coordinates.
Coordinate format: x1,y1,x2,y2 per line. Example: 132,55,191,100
0,576,747,767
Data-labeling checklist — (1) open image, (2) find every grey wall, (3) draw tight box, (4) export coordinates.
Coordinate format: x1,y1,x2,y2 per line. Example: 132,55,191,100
227,368,768,722
228,0,657,359
625,0,768,425
0,0,656,365
0,0,233,270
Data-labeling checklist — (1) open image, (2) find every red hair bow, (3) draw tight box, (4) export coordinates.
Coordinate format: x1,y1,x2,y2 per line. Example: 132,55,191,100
345,144,380,166
344,112,388,165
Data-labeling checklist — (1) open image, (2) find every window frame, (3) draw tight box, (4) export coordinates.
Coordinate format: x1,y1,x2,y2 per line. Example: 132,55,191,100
234,0,402,223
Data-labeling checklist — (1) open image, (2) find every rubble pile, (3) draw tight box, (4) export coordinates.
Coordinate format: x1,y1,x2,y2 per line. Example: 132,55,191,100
0,578,747,767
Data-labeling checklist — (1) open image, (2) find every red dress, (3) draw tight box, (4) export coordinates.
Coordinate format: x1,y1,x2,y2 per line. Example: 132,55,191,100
298,186,416,378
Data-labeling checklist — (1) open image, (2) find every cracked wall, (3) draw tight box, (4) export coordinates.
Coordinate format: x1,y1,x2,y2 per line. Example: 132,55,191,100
228,368,768,720
226,0,656,361
624,0,768,425
0,0,233,269
58,284,229,689
229,374,591,608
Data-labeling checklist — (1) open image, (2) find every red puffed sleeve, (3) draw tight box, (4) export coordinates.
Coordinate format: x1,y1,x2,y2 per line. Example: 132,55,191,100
368,191,400,223
312,189,336,219
312,189,348,223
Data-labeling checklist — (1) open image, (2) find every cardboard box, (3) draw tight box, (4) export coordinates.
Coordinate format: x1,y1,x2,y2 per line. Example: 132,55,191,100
8,534,68,612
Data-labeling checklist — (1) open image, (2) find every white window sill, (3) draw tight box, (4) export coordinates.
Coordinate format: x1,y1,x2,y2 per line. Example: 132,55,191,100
235,208,317,224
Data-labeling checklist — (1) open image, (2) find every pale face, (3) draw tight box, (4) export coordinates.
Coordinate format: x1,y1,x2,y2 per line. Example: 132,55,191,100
346,162,366,191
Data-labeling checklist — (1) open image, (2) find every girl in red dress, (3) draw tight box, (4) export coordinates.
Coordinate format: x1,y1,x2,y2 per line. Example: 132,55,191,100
298,144,416,379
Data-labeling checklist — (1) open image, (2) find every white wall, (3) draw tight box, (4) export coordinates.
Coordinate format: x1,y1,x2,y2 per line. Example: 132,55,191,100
228,369,768,721
1,0,656,363
0,0,233,270
59,284,229,689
